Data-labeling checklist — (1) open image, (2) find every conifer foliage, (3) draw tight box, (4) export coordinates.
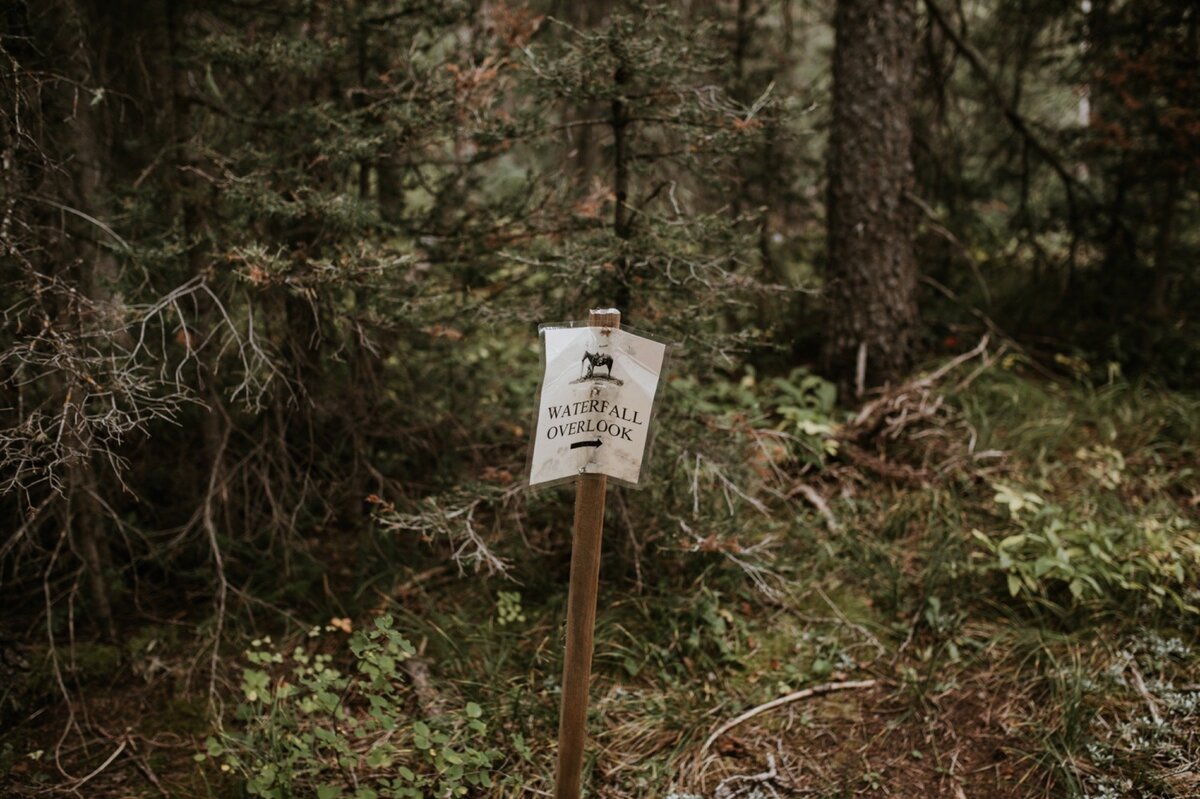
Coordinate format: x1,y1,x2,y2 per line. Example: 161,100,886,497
0,0,786,630
0,0,1195,658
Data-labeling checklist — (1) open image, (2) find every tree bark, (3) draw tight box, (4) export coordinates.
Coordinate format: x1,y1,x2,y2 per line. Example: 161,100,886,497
823,0,920,397
609,41,632,313
53,0,122,639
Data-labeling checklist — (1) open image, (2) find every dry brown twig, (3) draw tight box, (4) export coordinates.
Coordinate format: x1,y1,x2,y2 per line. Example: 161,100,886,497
47,739,127,794
785,482,839,531
811,584,887,658
1128,662,1164,727
697,678,878,765
714,753,783,799
204,421,231,712
835,336,1006,485
372,487,520,575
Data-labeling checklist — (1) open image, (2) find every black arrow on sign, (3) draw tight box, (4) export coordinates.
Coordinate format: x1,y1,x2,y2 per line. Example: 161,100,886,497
570,439,603,449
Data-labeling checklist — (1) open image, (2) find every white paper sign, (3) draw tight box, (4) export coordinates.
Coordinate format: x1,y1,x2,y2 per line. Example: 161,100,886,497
528,324,667,487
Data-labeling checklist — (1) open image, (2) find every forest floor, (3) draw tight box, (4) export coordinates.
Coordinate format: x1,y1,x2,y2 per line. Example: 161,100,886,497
2,370,1198,798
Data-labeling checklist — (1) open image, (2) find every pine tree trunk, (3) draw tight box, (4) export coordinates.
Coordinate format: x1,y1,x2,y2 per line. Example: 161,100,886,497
823,0,919,397
610,44,632,312
56,0,121,639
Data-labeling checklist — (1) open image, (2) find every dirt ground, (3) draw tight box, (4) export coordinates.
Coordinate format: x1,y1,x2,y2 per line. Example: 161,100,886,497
692,673,1054,799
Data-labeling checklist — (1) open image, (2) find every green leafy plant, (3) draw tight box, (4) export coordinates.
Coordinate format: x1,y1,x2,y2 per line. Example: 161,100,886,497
672,366,838,468
495,591,526,626
200,616,500,798
971,485,1200,615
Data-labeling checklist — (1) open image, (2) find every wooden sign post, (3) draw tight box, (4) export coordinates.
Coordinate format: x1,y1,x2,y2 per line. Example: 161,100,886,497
554,308,619,799
526,307,667,798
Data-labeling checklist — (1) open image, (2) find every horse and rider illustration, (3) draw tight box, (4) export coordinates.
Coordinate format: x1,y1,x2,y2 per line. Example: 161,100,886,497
581,351,613,379
574,350,623,385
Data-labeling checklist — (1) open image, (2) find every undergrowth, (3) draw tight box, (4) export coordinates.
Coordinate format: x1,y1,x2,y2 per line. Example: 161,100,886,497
3,366,1197,798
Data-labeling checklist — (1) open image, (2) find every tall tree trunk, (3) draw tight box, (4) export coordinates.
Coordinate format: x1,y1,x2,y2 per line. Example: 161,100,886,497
822,0,919,397
56,0,121,639
609,41,632,313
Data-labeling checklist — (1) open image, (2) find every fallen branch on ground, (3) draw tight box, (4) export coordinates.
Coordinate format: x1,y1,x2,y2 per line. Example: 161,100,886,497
785,483,839,531
714,753,782,799
699,679,877,761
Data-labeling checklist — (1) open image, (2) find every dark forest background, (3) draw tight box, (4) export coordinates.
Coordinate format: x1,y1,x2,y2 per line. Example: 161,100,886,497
1,1,1197,797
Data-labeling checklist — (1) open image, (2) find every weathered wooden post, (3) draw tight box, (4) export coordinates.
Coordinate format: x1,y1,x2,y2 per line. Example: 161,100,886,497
526,308,667,799
554,308,618,799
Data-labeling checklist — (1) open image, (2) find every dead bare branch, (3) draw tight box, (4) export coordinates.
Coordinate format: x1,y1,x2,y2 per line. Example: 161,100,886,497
699,679,879,763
